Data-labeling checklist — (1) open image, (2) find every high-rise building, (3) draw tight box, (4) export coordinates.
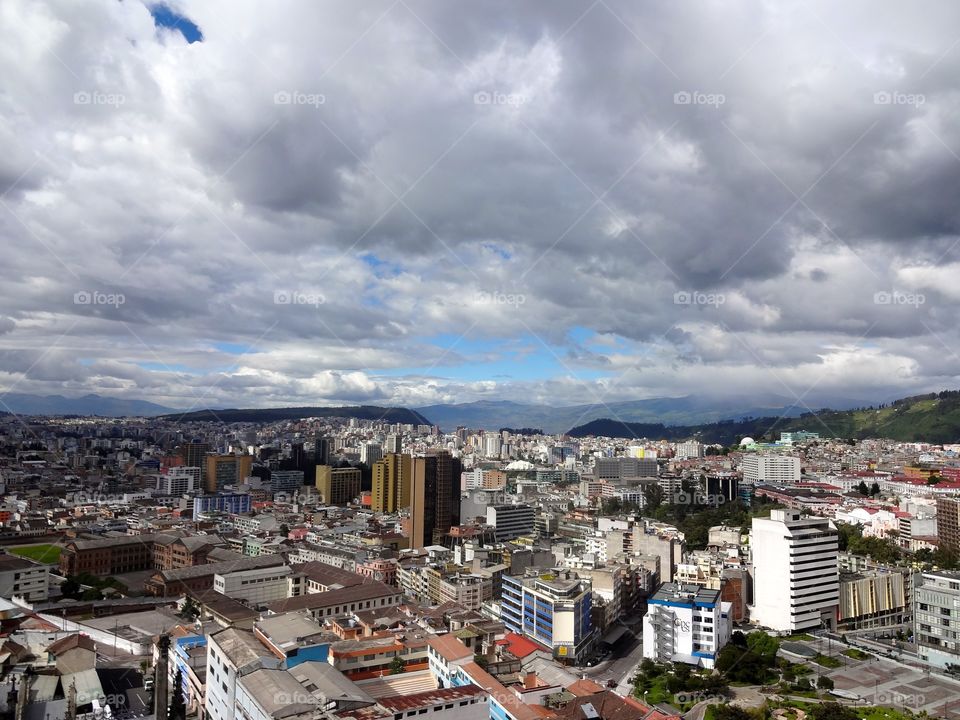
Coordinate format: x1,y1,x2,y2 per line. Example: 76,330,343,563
500,568,594,664
483,434,502,458
315,465,361,505
486,503,535,541
741,454,801,484
361,442,383,465
407,451,461,548
205,454,253,493
314,435,332,466
385,434,402,454
936,497,960,552
181,442,210,482
289,442,305,471
751,509,839,632
158,466,200,495
371,453,411,513
676,441,704,460
914,570,960,669
410,455,437,550
270,470,304,494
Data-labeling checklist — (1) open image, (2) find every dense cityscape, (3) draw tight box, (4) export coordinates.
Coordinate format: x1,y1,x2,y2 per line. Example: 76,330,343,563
0,411,958,720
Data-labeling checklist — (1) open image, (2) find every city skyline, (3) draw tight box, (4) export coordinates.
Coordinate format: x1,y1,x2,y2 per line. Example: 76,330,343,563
4,2,960,413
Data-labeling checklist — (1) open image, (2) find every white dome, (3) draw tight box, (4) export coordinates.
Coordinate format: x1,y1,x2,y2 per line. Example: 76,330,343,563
739,437,756,447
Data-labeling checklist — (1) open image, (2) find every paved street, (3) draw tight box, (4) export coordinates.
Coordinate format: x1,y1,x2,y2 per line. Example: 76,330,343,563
583,624,647,696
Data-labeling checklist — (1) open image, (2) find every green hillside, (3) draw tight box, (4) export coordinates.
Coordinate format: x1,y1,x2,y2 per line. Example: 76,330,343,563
569,391,960,444
787,392,960,443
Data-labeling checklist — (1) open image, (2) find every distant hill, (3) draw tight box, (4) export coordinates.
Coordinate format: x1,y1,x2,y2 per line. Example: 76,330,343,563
568,391,960,445
164,405,432,425
0,393,176,417
415,394,844,433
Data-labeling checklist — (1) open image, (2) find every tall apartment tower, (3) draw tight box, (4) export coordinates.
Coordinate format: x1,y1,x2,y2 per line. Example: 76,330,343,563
314,435,332,466
751,509,839,632
385,434,402,454
432,449,461,543
371,453,411,513
181,441,210,483
936,497,960,552
408,450,463,549
361,442,383,465
410,455,438,550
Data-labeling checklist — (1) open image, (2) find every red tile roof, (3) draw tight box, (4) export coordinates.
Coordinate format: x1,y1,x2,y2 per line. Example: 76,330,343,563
566,678,606,697
502,632,548,658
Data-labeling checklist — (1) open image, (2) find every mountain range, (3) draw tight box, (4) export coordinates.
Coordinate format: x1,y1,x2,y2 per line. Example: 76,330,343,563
413,395,864,434
163,406,431,425
568,391,960,445
0,393,176,417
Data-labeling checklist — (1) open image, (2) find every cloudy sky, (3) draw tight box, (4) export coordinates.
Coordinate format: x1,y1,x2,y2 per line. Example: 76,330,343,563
2,0,960,413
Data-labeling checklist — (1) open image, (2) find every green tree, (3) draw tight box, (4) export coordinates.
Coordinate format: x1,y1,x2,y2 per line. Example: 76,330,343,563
643,484,665,513
818,675,834,690
60,577,81,600
389,656,405,674
179,597,200,621
809,702,857,720
711,705,752,720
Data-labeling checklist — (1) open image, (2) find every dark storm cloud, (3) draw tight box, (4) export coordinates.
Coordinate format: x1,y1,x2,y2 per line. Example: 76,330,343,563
1,0,960,407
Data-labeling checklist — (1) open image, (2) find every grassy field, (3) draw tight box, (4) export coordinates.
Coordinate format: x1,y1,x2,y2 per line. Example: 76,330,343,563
843,648,873,661
812,653,843,668
9,544,62,564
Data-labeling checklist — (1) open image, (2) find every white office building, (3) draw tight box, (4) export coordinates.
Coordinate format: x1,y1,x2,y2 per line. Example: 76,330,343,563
675,441,705,460
915,570,960,669
158,466,200,495
205,627,280,720
751,509,839,632
214,565,294,605
483,434,503,458
741,454,801,484
486,503,535,541
643,583,732,669
0,555,49,601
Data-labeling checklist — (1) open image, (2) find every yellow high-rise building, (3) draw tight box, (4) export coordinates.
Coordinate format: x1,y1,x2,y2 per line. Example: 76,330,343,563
315,465,361,505
371,453,411,512
204,454,253,493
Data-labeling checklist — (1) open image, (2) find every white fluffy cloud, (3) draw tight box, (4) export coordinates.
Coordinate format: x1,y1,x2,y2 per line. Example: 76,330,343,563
1,0,960,411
